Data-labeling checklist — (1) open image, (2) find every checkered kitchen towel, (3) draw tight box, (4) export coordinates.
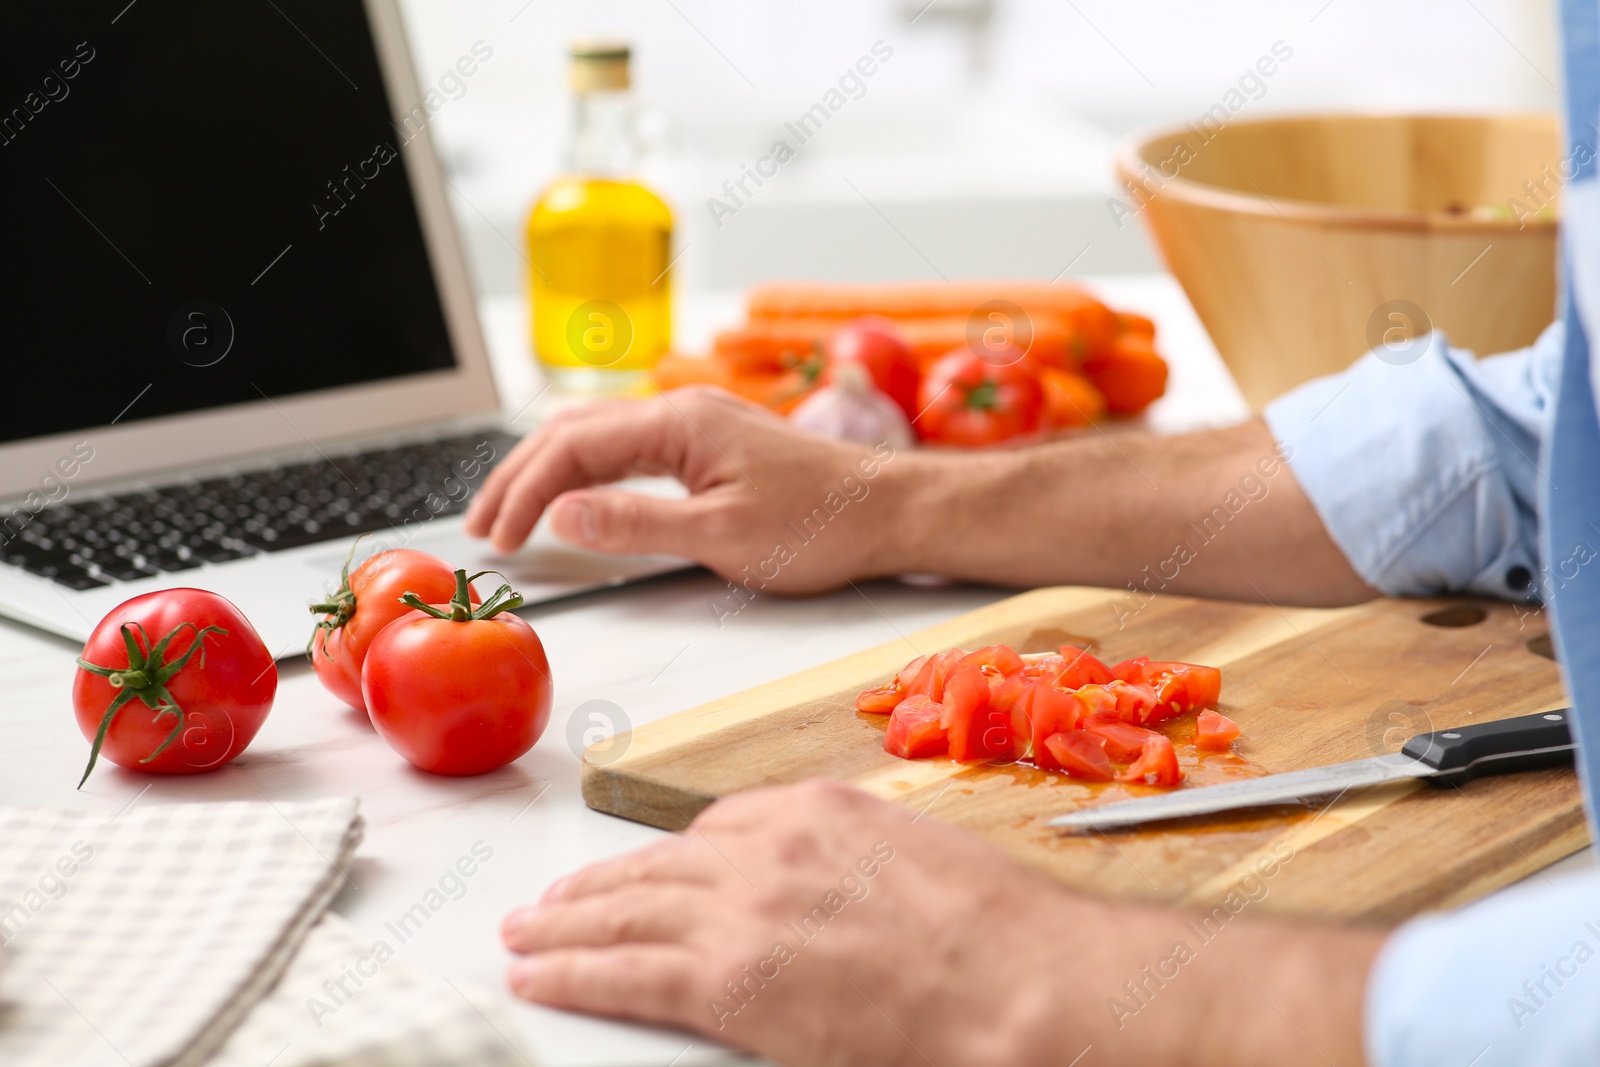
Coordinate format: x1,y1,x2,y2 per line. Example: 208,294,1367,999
0,797,363,1067
0,797,534,1067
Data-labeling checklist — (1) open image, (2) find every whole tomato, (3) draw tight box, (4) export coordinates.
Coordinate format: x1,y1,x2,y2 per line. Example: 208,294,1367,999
362,570,552,776
823,317,921,420
915,347,1045,447
310,546,473,713
73,589,276,785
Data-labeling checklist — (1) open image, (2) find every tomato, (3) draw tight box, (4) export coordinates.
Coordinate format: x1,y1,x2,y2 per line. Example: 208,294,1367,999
1044,731,1114,781
73,589,276,785
895,655,930,691
884,695,948,758
855,684,901,714
1105,679,1162,724
824,318,921,420
940,665,1010,762
1067,683,1118,719
1158,664,1223,711
914,349,1044,447
1119,734,1182,787
1196,709,1242,750
907,648,966,703
1083,717,1160,762
1024,684,1083,770
362,571,552,776
1056,645,1114,689
310,546,474,713
954,644,1026,678
1111,657,1222,717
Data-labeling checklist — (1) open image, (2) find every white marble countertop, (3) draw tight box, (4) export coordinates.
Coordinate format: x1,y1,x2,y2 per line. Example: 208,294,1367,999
2,277,1587,1067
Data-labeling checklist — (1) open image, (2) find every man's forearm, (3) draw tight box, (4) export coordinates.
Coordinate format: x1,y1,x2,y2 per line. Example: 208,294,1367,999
879,419,1378,606
1004,900,1384,1067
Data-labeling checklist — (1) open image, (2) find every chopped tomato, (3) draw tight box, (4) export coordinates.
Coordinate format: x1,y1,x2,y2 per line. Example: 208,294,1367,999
941,665,1010,762
1025,684,1083,770
1057,645,1114,688
1071,684,1119,719
860,641,1223,789
1119,734,1182,787
907,649,965,702
1196,709,1242,750
895,655,929,692
1019,654,1066,681
1156,664,1223,711
855,684,902,714
1083,716,1160,761
1112,657,1223,712
955,644,1026,678
1044,731,1114,781
884,695,948,759
988,672,1031,715
1106,680,1162,724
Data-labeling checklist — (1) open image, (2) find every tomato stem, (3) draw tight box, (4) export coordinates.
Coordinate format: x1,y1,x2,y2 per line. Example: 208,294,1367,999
75,622,227,788
397,569,525,623
307,536,370,657
964,380,1000,411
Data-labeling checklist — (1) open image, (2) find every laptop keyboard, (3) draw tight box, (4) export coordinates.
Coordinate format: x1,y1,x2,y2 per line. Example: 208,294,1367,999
1,431,521,591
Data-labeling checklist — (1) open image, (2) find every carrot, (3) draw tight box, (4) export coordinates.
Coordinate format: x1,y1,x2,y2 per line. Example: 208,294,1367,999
1115,311,1157,339
1082,334,1168,416
652,352,725,392
651,352,817,413
745,281,1102,323
712,324,828,375
715,315,1089,372
1038,368,1106,428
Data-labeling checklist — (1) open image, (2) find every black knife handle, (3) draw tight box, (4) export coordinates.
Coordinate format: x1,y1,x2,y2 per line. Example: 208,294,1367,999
1404,708,1576,786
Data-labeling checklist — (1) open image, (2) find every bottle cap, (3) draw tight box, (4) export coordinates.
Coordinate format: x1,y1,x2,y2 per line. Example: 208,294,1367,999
569,38,631,93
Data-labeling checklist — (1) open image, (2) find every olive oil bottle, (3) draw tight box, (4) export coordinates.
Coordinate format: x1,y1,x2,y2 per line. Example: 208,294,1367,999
528,40,673,394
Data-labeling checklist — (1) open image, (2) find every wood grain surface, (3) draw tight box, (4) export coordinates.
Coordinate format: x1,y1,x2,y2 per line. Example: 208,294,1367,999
582,587,1582,922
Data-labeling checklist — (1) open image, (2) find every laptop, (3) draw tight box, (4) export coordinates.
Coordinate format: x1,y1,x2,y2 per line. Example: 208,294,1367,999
0,0,683,657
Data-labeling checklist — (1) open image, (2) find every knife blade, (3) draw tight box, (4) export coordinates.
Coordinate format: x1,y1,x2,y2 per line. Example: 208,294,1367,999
1047,707,1576,833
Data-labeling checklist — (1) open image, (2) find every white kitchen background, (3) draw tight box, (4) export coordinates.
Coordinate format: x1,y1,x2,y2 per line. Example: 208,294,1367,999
395,0,1561,298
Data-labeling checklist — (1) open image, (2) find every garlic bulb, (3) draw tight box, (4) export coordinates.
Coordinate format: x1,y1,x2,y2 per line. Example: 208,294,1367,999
789,363,915,448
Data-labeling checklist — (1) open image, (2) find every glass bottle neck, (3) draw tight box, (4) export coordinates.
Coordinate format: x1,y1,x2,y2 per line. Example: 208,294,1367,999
563,91,637,177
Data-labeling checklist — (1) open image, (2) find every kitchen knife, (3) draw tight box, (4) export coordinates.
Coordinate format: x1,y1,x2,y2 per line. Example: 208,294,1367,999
1047,708,1576,833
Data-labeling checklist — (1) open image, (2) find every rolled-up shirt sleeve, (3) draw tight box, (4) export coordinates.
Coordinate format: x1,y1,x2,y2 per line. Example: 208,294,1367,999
1264,323,1564,600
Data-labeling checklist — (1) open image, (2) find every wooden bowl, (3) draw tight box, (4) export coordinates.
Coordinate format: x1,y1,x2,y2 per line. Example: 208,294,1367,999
1117,114,1560,411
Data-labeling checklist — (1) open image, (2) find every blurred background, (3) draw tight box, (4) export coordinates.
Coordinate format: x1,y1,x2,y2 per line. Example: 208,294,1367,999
396,0,1560,297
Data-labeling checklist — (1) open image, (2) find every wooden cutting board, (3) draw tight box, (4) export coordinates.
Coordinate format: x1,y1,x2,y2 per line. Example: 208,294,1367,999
582,588,1583,922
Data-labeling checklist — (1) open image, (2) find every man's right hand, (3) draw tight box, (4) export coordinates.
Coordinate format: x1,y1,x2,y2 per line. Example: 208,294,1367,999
467,386,1375,607
464,386,913,594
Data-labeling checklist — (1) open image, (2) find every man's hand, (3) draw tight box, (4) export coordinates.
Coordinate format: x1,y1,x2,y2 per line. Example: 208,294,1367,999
501,781,1383,1067
467,386,1377,605
465,387,904,594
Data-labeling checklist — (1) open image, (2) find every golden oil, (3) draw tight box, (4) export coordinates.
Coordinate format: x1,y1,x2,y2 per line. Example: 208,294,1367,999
528,40,672,393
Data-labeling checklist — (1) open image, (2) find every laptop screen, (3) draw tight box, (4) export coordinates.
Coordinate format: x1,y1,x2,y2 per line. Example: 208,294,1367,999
0,0,458,445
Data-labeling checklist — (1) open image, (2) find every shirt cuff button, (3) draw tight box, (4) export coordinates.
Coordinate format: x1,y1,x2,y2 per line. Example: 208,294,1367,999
1506,564,1533,591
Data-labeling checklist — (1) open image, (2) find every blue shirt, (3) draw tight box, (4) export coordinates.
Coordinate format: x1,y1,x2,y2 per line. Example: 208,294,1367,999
1264,2,1600,1059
